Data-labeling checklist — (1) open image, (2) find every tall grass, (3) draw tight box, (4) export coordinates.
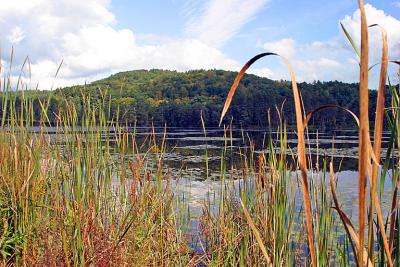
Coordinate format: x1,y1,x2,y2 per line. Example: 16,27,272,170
0,70,193,265
218,0,400,266
0,0,400,266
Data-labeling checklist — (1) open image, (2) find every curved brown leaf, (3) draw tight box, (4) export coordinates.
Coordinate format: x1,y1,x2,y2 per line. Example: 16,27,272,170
303,104,359,129
219,52,316,267
329,162,373,267
367,60,400,71
219,52,277,126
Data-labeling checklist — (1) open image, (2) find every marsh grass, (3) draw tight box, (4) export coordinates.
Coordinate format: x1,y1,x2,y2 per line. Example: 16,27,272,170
217,1,400,266
0,0,400,266
0,74,193,265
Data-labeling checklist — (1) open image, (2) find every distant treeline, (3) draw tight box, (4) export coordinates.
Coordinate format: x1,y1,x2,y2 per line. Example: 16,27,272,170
0,69,393,128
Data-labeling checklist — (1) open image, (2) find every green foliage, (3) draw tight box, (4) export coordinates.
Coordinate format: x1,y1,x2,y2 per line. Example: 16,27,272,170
0,69,387,128
0,205,22,260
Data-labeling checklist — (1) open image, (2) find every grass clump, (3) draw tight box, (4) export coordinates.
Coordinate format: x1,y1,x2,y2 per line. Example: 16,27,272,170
0,75,192,265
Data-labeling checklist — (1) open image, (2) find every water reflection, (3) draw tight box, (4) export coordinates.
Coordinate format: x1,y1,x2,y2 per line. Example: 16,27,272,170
39,126,398,218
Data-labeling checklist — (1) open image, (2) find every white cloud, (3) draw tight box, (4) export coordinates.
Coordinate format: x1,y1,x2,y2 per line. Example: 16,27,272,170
4,1,397,90
296,58,344,81
393,1,400,8
7,26,25,44
340,4,400,83
0,0,247,89
256,37,350,82
259,38,296,59
248,67,275,79
257,4,400,84
185,0,269,47
341,4,400,61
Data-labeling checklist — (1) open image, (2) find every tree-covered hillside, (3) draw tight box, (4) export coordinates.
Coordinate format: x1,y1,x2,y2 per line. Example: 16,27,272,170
0,69,387,128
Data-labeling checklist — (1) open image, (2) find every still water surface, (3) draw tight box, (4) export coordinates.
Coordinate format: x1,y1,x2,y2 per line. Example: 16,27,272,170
104,127,397,221
37,126,398,223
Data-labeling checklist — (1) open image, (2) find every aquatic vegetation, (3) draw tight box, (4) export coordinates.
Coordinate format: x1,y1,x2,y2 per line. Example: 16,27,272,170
0,0,399,266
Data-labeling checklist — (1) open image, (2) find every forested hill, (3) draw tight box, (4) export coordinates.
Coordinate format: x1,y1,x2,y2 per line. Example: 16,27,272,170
5,69,388,128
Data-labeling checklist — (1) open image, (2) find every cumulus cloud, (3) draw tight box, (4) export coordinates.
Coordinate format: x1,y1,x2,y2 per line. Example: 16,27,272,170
247,67,275,79
7,26,25,44
257,4,400,84
2,1,398,89
259,38,296,59
1,0,254,89
341,4,400,61
256,37,352,82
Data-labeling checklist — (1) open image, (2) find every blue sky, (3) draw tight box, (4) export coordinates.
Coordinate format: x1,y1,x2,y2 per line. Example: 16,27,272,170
1,0,399,88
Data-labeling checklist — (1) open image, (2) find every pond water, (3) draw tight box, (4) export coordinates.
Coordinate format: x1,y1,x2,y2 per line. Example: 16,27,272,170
34,126,399,225
111,127,397,222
